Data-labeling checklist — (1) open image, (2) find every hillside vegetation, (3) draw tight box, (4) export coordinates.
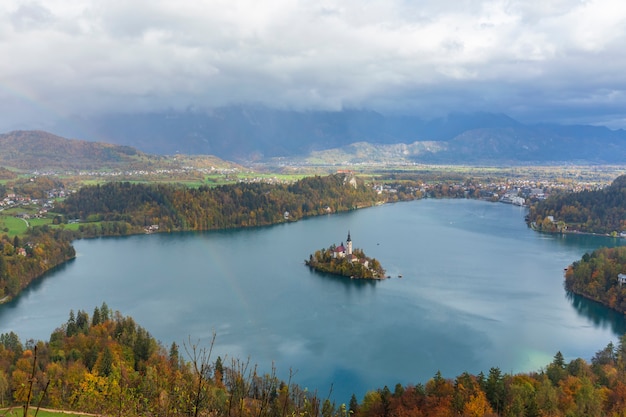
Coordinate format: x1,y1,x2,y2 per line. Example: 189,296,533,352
0,130,238,175
565,246,626,313
0,229,76,300
0,167,17,180
58,174,380,232
526,175,626,235
0,131,147,170
2,307,626,416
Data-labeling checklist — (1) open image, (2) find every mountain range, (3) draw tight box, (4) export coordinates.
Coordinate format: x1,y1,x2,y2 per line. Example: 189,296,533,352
22,106,626,165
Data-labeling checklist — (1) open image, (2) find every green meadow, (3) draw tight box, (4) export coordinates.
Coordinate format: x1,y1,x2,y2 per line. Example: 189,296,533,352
0,215,28,237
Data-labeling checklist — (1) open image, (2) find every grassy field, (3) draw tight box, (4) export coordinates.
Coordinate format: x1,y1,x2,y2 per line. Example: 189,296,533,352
0,215,28,237
0,214,86,237
26,218,52,228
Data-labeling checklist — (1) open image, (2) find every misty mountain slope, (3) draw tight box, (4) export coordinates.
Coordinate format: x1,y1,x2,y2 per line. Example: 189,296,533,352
0,130,144,170
0,130,237,171
436,126,626,163
53,106,626,164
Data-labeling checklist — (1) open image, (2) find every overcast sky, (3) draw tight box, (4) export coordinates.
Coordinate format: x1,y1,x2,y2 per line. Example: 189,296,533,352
1,0,626,131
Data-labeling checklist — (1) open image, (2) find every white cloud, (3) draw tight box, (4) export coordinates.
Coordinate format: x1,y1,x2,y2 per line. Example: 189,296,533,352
1,0,626,129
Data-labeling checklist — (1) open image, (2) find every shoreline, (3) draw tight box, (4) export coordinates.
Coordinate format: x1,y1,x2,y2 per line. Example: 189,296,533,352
567,287,626,315
530,222,626,239
306,264,388,280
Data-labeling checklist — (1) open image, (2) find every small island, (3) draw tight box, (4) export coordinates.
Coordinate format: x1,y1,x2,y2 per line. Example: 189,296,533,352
305,231,386,279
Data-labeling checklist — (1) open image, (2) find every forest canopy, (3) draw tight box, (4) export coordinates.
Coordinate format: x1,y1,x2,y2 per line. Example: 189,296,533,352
565,246,626,313
3,307,626,416
0,229,75,299
526,174,626,234
58,174,380,233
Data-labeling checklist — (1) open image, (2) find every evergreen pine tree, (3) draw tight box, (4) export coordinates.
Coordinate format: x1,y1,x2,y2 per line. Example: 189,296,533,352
349,394,359,415
91,306,101,327
66,310,77,337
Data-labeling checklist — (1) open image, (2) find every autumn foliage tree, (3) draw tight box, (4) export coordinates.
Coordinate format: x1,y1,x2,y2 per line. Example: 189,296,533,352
566,246,626,313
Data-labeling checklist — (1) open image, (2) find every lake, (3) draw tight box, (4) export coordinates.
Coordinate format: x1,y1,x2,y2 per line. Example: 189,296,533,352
1,198,625,402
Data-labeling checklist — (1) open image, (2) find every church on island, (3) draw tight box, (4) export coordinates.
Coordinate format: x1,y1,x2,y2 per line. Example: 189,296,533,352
305,231,385,279
332,231,368,268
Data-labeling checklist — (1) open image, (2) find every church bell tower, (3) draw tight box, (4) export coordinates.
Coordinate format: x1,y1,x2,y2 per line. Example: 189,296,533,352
346,231,352,255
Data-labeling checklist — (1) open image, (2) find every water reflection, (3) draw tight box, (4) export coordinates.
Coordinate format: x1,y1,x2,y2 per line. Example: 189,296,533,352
305,268,379,291
0,259,76,340
0,258,75,312
543,232,624,251
567,291,626,336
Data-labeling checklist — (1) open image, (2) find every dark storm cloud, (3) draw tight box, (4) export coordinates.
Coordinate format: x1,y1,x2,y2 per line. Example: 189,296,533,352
1,0,625,130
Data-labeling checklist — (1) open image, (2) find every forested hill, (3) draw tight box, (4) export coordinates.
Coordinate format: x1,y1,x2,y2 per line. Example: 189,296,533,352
0,130,240,174
0,130,147,170
526,175,626,235
565,246,626,313
3,306,626,416
58,174,380,233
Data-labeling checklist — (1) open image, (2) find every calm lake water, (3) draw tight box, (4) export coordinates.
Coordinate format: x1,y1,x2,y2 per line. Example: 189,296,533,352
1,198,625,402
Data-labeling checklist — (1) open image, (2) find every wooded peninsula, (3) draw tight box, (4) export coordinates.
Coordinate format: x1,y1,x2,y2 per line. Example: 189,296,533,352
526,174,626,235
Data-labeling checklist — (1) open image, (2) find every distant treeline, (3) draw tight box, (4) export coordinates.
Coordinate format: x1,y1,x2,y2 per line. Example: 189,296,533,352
0,166,17,180
526,175,626,235
2,307,626,416
565,246,626,313
58,174,381,233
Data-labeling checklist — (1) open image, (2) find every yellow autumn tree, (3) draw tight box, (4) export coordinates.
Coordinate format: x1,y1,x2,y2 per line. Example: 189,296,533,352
463,390,494,417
